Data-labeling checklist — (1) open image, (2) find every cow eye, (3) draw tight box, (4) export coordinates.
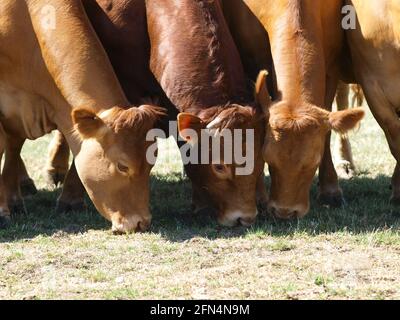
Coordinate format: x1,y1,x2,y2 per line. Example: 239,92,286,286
117,162,129,174
213,164,226,173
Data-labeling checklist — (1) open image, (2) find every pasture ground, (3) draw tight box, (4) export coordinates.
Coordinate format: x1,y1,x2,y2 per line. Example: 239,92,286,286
0,109,399,300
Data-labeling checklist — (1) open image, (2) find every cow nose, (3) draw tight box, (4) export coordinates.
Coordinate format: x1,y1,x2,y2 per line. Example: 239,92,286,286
112,216,151,234
218,210,258,227
268,204,306,220
137,218,151,232
238,216,257,227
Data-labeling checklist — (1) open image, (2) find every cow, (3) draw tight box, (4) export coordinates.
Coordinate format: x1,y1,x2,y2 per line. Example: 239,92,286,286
334,81,364,179
222,0,365,219
146,0,268,226
0,0,165,233
40,0,269,227
44,0,172,213
344,0,400,204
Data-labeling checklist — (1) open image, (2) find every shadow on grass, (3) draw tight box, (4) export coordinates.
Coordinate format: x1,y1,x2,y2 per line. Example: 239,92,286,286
1,173,399,243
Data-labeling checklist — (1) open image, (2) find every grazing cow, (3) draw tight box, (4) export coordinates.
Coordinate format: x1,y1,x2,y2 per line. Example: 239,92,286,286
222,0,364,219
345,0,400,204
43,0,171,213
146,0,268,226
14,0,171,214
41,0,268,227
0,0,165,233
334,81,364,179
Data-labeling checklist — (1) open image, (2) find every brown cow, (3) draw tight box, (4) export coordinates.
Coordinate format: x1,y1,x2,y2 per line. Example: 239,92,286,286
146,0,268,226
0,0,164,232
222,0,364,218
44,0,172,213
345,0,400,204
13,0,171,214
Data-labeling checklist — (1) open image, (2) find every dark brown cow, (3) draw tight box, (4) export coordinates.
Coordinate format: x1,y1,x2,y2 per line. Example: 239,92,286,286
222,0,364,219
146,0,268,226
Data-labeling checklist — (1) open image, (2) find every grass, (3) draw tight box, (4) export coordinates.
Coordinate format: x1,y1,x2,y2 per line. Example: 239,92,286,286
0,109,399,300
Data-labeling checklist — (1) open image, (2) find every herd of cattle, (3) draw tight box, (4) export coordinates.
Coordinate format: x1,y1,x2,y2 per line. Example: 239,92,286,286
0,0,398,234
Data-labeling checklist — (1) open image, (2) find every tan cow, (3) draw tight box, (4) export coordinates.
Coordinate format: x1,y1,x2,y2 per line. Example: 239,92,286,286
345,0,400,204
222,0,364,219
0,0,164,232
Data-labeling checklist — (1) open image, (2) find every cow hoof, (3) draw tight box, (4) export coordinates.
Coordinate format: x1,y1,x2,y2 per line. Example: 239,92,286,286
336,161,355,180
318,192,346,208
0,215,11,229
56,200,86,214
9,200,27,215
20,179,38,197
46,170,66,187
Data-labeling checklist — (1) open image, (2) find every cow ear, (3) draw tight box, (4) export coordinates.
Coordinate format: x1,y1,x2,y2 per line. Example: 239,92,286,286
138,105,167,127
177,113,205,145
72,107,107,139
254,70,272,115
328,108,365,134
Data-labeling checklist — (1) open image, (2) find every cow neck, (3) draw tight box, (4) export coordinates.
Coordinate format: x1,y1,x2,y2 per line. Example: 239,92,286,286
149,0,250,115
267,1,326,108
27,0,129,114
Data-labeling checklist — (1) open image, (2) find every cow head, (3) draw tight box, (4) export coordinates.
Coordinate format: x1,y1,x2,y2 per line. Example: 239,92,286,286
72,104,165,234
176,75,267,227
256,72,365,219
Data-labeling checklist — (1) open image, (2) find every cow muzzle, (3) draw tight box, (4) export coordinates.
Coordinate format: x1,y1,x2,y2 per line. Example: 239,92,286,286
217,210,258,227
268,202,308,220
111,214,152,234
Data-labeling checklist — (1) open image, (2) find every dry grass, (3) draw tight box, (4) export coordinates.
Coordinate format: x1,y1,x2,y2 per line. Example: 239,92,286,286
0,109,399,300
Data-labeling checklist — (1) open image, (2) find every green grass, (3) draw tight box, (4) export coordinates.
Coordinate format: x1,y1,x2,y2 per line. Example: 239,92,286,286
0,109,399,300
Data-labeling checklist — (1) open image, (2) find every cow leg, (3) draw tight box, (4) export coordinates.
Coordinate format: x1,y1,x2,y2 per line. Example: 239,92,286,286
0,124,11,228
351,84,364,107
56,160,86,213
0,172,10,228
391,164,400,205
318,76,345,207
17,148,38,197
256,170,268,215
358,77,400,204
3,137,27,214
46,131,70,186
334,82,356,180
